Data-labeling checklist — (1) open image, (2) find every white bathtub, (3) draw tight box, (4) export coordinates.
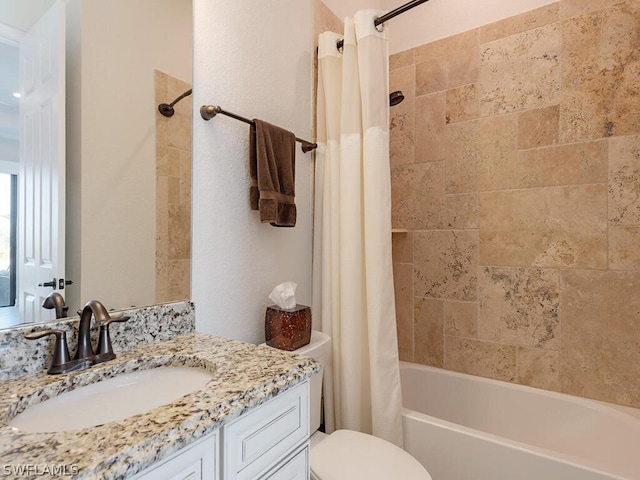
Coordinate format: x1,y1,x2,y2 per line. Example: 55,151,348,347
400,362,640,480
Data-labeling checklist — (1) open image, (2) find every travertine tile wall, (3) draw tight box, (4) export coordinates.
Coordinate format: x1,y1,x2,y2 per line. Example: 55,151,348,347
390,1,640,408
314,0,343,55
155,71,192,304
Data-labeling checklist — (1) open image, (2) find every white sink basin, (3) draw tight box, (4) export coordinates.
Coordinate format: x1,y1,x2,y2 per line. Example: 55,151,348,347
9,366,213,433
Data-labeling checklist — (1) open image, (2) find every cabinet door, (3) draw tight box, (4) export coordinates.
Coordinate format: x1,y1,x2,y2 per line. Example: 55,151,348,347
223,381,309,480
261,443,309,480
131,432,217,480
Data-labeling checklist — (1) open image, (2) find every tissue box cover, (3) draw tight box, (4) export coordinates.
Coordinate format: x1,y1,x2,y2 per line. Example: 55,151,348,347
265,304,311,351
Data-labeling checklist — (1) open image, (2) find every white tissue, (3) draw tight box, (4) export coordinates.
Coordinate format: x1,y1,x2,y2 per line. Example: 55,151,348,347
269,282,297,310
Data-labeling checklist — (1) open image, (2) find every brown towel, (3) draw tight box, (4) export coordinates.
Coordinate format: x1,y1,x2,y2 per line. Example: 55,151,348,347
250,119,297,227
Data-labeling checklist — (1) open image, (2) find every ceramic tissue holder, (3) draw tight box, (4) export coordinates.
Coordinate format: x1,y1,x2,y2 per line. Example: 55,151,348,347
265,304,311,351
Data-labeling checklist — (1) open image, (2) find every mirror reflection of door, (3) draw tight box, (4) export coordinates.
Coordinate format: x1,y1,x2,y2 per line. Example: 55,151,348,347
0,22,21,328
0,174,17,316
18,1,65,327
0,0,67,329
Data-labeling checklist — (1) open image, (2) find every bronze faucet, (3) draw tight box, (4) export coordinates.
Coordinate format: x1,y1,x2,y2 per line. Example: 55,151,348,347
75,300,130,364
42,292,69,319
25,300,130,374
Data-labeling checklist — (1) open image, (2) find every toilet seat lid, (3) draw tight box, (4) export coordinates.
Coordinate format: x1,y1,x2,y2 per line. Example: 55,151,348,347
310,430,432,480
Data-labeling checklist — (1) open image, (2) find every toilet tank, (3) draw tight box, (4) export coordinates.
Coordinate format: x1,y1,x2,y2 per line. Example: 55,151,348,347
292,330,331,433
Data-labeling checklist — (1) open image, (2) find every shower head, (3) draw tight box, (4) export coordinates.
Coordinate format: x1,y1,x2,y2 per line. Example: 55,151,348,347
158,88,193,117
158,103,176,117
390,90,404,106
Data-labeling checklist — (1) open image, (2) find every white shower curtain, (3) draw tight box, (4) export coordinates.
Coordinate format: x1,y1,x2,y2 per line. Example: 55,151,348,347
312,10,403,447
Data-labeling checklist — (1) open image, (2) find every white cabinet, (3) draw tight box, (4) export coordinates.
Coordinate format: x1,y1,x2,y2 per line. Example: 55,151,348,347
130,380,310,480
131,432,218,480
262,443,309,480
223,380,310,480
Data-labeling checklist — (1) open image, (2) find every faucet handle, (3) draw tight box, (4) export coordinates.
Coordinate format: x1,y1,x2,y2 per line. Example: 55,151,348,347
97,314,130,327
95,315,130,362
24,329,71,375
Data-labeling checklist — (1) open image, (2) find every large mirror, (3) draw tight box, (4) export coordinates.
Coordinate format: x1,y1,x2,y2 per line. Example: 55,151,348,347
0,0,193,328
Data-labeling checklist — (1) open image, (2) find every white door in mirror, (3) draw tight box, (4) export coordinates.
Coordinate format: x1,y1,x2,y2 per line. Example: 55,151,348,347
18,0,66,325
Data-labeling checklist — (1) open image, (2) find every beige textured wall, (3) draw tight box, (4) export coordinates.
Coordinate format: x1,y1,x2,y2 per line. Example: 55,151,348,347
154,71,191,304
313,0,343,48
390,1,640,408
192,0,314,342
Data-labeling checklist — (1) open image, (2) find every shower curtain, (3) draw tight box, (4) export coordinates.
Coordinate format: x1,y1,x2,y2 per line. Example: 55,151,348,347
312,10,403,447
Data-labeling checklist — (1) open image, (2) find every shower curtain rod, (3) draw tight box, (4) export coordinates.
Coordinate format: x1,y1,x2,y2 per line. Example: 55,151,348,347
200,105,317,153
336,0,430,50
375,0,430,27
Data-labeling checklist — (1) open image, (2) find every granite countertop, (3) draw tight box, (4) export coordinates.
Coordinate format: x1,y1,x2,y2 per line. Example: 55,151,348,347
0,333,319,480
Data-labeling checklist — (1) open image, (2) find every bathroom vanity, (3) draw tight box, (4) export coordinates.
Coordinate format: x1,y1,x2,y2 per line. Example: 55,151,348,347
0,332,318,480
133,380,309,480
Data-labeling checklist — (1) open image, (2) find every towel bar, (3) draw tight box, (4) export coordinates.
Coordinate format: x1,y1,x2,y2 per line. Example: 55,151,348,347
200,105,317,153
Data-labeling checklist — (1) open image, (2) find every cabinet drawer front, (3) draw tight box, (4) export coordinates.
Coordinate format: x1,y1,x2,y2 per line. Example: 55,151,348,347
224,381,309,479
130,432,217,480
263,444,309,480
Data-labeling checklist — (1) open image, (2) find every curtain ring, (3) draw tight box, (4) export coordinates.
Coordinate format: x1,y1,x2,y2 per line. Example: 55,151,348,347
374,16,385,32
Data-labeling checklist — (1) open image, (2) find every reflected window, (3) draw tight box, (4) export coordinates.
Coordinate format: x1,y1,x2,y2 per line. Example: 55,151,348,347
0,173,16,308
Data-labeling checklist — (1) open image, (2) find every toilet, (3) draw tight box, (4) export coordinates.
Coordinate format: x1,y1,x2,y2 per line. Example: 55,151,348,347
290,330,433,480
